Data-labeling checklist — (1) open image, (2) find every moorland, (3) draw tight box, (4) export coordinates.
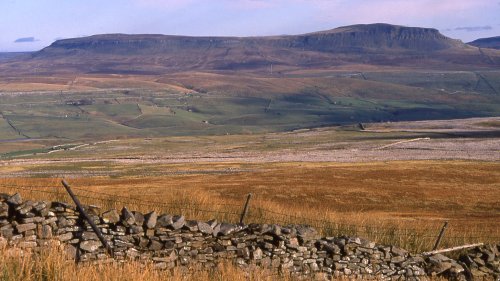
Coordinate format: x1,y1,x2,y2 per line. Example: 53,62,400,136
0,23,499,280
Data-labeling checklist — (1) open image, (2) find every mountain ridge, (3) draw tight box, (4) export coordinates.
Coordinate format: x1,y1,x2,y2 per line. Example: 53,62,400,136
2,23,499,75
41,23,464,54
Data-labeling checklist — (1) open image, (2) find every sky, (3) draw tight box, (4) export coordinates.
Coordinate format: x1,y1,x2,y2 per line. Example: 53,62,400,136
1,0,499,52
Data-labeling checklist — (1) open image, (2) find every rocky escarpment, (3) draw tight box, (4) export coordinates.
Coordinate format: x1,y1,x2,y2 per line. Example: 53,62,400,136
10,23,494,75
40,23,462,55
0,193,499,280
295,23,464,52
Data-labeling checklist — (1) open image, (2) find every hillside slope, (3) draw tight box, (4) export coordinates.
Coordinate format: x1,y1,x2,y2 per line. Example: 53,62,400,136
468,36,500,50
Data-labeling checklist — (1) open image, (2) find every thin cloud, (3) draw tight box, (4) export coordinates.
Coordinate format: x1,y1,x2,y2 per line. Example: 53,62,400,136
14,37,38,43
133,0,195,9
309,0,495,26
455,26,492,32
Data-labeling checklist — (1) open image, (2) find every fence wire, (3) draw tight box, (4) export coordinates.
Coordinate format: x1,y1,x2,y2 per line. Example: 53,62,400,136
1,183,499,243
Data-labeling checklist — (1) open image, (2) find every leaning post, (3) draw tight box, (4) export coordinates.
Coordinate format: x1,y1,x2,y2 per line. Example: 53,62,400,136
432,221,449,251
61,179,114,257
239,193,253,225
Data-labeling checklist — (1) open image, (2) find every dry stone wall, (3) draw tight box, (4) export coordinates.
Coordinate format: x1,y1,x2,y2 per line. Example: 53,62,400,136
0,193,499,280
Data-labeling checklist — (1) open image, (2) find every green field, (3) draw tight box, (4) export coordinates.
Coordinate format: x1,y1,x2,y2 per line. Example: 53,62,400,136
0,70,499,144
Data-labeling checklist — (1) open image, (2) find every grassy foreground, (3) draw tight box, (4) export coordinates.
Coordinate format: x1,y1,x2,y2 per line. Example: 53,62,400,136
1,160,498,254
0,246,290,281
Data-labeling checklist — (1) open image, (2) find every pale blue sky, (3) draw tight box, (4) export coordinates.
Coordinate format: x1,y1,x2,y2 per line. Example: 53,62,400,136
1,0,499,52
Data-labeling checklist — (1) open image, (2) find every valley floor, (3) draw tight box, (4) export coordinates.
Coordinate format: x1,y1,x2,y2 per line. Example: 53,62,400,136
1,117,499,172
0,117,498,254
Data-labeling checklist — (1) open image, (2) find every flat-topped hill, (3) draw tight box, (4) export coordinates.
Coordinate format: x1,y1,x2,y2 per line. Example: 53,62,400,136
3,23,498,75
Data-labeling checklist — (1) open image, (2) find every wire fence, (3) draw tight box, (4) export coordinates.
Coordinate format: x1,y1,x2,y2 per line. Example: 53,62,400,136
0,182,499,253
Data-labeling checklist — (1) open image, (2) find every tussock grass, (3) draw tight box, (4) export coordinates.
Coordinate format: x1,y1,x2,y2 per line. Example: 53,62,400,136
0,246,289,281
1,161,498,254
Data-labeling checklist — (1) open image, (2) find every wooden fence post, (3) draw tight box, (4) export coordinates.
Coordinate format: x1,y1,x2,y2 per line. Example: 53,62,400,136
239,193,252,225
433,221,448,251
61,180,114,257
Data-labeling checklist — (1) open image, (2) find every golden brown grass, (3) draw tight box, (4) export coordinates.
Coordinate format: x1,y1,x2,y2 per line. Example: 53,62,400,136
0,74,182,92
1,160,498,254
0,82,94,92
476,120,500,128
0,245,290,281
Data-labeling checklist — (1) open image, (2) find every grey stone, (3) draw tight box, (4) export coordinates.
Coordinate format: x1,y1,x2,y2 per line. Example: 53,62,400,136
58,232,73,242
0,202,8,217
129,225,144,234
121,207,135,226
270,224,281,236
484,250,495,263
144,211,157,229
474,256,486,266
126,248,140,259
206,219,218,228
149,240,163,251
57,217,75,227
80,240,102,252
184,220,198,232
42,217,57,225
2,195,498,281
102,209,120,224
133,211,144,226
171,215,185,230
40,224,52,239
347,237,361,245
156,214,173,227
115,239,134,248
137,237,149,248
15,223,36,233
164,240,175,249
360,238,376,249
324,243,341,254
22,217,44,224
391,256,406,264
33,201,48,211
428,253,451,264
17,201,34,216
478,266,493,274
470,268,487,278
429,261,453,275
145,229,155,237
253,248,263,260
212,223,221,237
197,221,213,235
449,263,464,275
0,225,14,238
391,246,408,257
6,193,22,206
81,231,98,240
84,205,100,216
63,244,78,260
296,225,319,242
219,223,237,236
